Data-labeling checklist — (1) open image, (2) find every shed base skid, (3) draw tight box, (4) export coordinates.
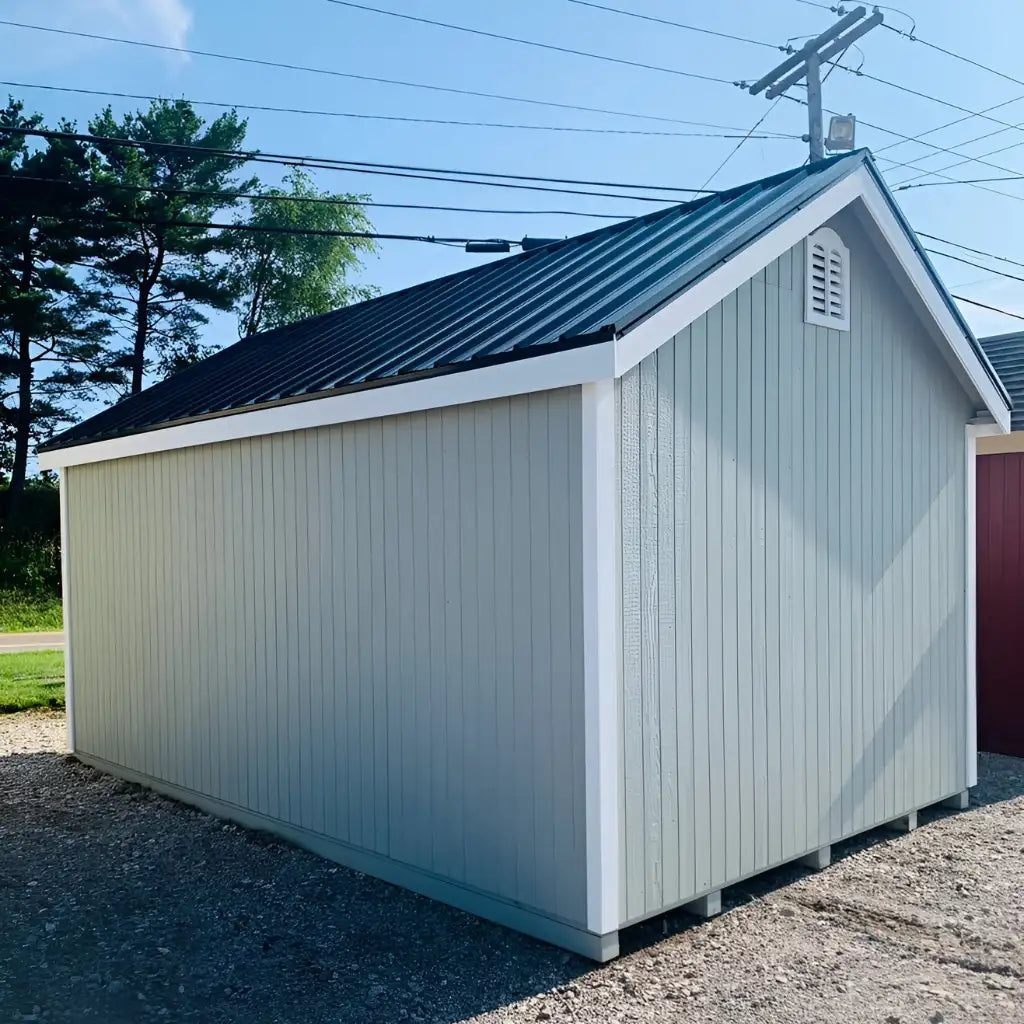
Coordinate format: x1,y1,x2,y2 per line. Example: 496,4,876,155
799,845,831,871
887,810,918,833
75,752,619,963
683,890,722,919
940,790,970,811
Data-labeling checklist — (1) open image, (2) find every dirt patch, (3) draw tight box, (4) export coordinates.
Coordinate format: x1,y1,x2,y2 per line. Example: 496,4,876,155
1,711,1021,1023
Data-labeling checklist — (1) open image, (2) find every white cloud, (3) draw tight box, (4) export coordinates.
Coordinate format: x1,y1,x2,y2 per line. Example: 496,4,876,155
1,0,193,71
93,0,193,50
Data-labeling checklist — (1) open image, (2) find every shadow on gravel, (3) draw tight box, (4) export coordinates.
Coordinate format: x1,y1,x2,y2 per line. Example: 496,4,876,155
620,753,1024,954
0,752,597,1024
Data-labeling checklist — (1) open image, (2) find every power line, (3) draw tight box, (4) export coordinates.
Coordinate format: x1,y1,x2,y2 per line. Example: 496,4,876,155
895,175,1024,192
324,0,737,85
887,124,1024,189
952,294,1024,322
79,213,520,247
699,97,784,189
0,174,632,220
873,94,1024,159
563,0,786,51
0,79,800,141
881,21,1024,93
0,19,757,134
918,232,1024,272
4,126,707,203
923,247,1024,286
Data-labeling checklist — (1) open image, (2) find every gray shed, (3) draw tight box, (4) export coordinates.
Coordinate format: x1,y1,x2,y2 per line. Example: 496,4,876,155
40,151,1010,961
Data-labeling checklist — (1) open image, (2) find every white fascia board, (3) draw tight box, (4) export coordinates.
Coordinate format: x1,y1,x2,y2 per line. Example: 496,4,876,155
39,340,616,469
846,171,1011,433
613,170,865,376
965,421,1001,788
613,165,1012,434
580,379,620,936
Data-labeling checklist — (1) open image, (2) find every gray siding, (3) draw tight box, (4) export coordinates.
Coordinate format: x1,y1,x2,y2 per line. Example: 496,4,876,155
618,208,975,923
65,388,587,928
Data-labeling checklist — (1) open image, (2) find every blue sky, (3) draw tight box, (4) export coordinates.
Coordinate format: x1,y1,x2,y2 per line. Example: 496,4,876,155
3,0,1024,344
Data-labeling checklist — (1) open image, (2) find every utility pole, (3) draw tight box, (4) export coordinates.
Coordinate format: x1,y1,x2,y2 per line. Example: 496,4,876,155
748,5,883,162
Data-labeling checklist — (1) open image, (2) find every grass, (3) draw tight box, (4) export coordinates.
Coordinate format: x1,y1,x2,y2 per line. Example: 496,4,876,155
0,590,64,633
0,650,65,713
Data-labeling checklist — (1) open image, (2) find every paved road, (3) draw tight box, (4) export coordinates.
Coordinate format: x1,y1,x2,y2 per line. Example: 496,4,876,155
0,632,64,653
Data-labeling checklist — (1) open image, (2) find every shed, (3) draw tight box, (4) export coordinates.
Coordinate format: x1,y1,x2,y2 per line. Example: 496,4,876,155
40,150,1011,961
974,332,1024,757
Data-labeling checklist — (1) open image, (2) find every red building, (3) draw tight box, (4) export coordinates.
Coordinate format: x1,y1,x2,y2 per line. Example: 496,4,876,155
977,333,1024,758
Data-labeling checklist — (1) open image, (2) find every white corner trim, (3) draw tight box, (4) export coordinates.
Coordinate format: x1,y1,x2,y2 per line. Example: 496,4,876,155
965,422,1000,788
613,170,864,376
58,472,75,753
581,379,620,936
38,340,617,470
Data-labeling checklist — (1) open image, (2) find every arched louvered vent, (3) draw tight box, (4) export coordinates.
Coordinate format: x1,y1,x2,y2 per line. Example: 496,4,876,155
805,227,850,331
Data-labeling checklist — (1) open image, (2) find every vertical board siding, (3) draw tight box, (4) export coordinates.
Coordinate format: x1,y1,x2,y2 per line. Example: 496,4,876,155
65,387,587,928
619,209,974,923
977,452,1024,757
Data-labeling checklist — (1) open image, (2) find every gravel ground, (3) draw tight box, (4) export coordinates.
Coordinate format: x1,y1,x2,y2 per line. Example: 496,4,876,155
1,712,1022,1024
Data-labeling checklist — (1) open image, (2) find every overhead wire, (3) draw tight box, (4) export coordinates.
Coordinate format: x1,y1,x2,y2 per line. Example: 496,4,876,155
75,213,521,246
699,97,784,190
0,19,758,134
563,0,787,51
323,0,738,85
0,80,801,141
951,295,1024,322
4,126,712,204
0,174,633,220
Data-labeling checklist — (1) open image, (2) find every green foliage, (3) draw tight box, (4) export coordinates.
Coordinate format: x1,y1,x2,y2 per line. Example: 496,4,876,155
0,591,63,632
0,94,379,501
0,99,117,521
0,480,61,615
0,650,64,712
87,99,257,392
228,169,378,338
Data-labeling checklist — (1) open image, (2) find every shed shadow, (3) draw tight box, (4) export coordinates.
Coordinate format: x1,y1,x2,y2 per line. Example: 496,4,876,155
0,750,601,1024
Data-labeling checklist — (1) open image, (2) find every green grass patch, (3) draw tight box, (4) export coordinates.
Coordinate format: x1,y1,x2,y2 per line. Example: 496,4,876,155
0,650,65,713
0,590,63,633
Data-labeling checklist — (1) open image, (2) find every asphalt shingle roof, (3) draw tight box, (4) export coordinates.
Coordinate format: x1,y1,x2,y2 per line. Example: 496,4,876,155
979,332,1024,431
43,149,1003,452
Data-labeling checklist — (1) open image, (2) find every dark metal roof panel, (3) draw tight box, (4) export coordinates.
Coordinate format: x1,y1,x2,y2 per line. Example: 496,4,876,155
45,149,916,452
979,332,1024,430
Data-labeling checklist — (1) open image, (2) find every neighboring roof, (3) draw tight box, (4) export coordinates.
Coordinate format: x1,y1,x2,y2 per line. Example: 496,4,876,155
979,333,1024,431
43,148,1008,455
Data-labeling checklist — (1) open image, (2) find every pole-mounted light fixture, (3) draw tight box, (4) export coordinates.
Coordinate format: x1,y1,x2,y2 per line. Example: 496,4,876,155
826,114,857,151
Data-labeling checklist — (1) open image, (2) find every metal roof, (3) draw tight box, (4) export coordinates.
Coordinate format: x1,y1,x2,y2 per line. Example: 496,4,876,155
43,148,1004,452
979,332,1024,430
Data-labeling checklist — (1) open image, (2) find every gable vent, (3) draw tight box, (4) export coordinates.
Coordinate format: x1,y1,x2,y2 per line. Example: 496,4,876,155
805,227,850,331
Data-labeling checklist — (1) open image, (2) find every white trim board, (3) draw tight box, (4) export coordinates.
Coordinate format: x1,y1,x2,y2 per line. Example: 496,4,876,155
965,422,1001,788
39,341,616,470
580,379,621,935
39,164,1010,470
58,474,75,753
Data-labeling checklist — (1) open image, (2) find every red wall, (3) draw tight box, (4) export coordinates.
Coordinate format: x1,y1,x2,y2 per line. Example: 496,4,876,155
977,452,1024,758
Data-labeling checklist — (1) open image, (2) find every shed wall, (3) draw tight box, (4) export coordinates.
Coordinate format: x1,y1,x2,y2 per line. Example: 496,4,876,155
617,208,975,923
977,451,1024,757
65,387,588,929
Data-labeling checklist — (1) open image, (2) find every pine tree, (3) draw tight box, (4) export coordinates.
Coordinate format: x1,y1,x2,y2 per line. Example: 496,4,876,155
0,100,114,523
87,100,255,393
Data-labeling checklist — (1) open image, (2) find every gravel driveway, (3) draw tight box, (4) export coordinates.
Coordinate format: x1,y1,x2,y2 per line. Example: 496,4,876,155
2,711,1022,1023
